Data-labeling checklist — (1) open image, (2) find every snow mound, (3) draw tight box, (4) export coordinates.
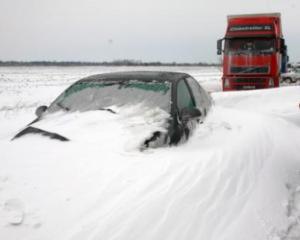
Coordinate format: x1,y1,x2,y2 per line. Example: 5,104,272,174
3,198,25,226
0,67,300,240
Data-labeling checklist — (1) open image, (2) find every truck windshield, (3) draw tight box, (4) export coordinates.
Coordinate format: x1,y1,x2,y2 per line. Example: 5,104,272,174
225,38,275,54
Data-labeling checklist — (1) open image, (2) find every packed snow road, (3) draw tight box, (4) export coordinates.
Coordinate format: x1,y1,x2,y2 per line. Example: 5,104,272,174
0,67,299,240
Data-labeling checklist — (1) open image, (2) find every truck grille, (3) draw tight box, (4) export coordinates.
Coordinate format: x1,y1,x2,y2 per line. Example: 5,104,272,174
231,66,269,74
234,78,266,84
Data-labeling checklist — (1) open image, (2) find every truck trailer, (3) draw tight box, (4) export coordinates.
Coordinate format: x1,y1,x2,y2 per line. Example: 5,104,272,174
217,13,288,91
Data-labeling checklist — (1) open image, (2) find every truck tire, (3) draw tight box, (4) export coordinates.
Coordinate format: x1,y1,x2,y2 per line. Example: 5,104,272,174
285,77,293,84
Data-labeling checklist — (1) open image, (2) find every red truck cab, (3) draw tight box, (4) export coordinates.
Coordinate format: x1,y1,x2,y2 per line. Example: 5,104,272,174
217,13,288,91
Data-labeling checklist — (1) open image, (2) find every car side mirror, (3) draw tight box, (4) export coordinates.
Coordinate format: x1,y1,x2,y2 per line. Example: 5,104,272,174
181,107,202,123
217,39,223,55
35,105,48,117
280,39,286,54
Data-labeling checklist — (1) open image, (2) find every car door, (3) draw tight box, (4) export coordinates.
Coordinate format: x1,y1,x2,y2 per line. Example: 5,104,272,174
295,68,300,81
176,79,199,140
185,76,211,120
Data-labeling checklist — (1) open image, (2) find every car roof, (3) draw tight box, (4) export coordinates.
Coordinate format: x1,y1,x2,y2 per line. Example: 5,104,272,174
79,71,190,83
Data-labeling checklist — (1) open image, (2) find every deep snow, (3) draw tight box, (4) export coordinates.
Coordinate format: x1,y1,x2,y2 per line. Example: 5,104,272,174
0,66,300,240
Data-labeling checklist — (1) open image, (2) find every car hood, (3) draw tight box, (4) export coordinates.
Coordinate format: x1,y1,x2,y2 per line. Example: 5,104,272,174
13,106,170,150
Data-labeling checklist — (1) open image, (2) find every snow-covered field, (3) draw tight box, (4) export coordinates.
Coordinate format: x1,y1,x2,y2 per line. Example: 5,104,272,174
0,66,300,240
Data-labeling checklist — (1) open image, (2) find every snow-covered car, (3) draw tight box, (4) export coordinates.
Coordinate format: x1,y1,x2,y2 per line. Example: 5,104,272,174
13,71,212,148
281,67,300,83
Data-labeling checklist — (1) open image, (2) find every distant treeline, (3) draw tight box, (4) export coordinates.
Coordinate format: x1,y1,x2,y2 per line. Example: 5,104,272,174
0,60,220,67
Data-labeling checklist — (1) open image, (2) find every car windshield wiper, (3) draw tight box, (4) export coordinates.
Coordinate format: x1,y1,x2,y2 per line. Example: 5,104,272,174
98,108,117,114
56,102,70,111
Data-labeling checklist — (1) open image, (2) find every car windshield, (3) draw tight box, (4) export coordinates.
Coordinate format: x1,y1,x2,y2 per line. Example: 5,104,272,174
225,38,275,54
47,79,172,113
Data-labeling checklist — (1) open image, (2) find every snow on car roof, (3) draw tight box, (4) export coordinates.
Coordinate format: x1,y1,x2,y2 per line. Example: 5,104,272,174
80,71,189,83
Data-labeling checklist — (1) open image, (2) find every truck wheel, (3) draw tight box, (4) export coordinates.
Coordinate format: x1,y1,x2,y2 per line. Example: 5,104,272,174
290,78,297,83
285,77,293,84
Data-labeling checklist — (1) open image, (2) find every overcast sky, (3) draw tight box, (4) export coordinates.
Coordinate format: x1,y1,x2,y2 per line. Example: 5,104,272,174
0,0,299,63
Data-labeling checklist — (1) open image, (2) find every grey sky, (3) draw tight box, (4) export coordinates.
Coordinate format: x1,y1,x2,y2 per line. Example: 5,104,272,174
0,0,299,62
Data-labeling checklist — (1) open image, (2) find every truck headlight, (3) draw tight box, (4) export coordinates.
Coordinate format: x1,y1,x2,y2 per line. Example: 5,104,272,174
224,78,230,88
268,78,274,87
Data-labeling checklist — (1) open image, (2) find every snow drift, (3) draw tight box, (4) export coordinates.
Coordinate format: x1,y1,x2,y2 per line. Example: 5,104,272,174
0,67,299,240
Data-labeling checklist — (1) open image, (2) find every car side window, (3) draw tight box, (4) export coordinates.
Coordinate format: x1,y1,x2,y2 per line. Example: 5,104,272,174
177,80,195,112
185,77,203,107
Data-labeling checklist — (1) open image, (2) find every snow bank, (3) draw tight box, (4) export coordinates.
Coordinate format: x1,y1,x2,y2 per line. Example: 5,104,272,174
0,67,299,240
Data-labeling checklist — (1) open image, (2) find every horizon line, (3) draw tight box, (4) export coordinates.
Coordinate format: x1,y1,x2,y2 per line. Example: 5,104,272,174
0,60,221,67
